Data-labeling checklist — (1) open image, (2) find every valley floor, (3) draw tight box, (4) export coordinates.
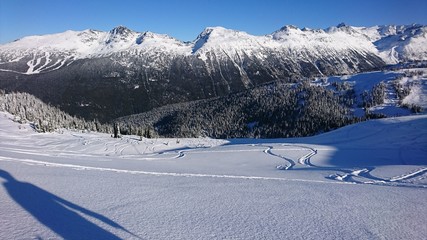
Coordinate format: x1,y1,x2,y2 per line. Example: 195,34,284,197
0,112,426,239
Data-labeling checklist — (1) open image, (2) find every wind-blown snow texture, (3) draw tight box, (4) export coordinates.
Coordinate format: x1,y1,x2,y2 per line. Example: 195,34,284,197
0,111,426,239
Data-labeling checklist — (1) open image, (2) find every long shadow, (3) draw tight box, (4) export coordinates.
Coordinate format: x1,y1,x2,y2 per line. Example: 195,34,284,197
0,169,139,240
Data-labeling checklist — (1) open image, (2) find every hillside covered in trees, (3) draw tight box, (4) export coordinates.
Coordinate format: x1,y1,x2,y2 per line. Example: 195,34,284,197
116,67,427,139
1,68,423,139
116,80,361,138
0,91,111,133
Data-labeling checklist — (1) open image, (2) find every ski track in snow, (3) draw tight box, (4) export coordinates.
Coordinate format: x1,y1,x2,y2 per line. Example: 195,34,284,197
263,146,296,170
0,156,354,185
1,113,426,188
1,139,425,188
328,167,427,188
390,168,427,182
295,145,317,167
261,144,427,187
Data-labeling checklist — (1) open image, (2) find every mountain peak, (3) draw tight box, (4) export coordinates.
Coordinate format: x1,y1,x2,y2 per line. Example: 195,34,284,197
337,22,348,28
192,28,215,53
135,31,177,44
109,25,133,35
105,26,135,44
326,23,358,34
271,25,303,40
279,25,299,31
197,26,230,37
192,26,245,53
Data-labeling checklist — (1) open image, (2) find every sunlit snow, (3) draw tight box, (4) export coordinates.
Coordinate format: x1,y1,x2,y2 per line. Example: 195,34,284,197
1,111,426,239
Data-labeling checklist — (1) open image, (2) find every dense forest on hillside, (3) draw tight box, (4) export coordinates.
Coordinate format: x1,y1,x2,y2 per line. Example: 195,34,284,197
3,70,421,139
116,80,365,138
0,90,111,133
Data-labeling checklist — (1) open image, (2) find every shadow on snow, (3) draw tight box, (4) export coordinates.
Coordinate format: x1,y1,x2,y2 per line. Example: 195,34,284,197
0,169,140,240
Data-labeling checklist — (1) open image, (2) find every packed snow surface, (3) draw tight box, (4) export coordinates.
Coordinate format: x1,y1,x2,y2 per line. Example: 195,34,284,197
0,112,426,239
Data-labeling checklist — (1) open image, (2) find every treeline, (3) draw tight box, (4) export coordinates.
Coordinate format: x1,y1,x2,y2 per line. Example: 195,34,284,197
0,90,112,133
116,81,358,138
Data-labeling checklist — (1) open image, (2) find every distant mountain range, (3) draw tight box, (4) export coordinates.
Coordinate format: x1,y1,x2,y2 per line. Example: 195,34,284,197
0,23,426,121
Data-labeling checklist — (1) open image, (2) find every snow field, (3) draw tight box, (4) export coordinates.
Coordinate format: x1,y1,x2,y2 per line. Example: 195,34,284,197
0,112,426,239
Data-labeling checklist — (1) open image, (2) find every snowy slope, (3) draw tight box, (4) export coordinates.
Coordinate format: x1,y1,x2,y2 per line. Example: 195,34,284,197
309,68,427,117
402,76,427,109
0,26,192,74
358,24,427,64
0,111,426,239
0,24,388,76
375,25,427,63
0,26,190,57
1,24,425,76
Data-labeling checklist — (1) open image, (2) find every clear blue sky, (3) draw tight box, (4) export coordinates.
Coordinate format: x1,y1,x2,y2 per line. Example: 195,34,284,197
1,0,427,44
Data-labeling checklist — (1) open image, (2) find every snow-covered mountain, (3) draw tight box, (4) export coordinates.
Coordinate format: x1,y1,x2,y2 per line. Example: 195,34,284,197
1,24,425,75
0,24,388,76
356,24,427,63
0,24,425,121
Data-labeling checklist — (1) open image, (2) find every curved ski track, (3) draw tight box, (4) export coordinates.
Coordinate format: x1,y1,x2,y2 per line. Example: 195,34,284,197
0,132,425,188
